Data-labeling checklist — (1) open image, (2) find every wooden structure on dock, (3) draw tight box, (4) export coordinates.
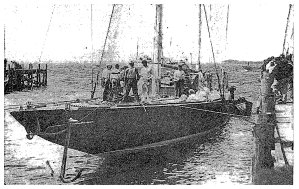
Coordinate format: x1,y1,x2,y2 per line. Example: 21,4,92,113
273,103,293,167
4,62,47,93
252,72,293,184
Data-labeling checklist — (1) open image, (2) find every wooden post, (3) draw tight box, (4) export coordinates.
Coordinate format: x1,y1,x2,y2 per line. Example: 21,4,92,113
38,64,41,87
252,71,275,184
21,66,24,90
45,64,47,86
8,64,11,92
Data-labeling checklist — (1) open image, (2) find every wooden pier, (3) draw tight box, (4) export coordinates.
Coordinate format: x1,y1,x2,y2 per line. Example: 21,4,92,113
273,103,293,167
252,70,293,184
4,63,47,93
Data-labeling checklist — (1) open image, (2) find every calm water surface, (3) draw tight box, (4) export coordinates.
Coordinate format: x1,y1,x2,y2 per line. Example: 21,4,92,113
4,63,260,185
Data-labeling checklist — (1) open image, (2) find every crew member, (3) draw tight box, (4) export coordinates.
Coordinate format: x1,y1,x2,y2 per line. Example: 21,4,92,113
110,64,121,101
198,69,204,91
205,70,213,91
270,56,293,104
101,64,112,101
139,60,153,103
122,61,140,102
173,64,185,97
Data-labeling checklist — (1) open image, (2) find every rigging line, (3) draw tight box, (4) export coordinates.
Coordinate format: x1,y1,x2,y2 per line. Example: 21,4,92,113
4,25,6,58
274,123,290,166
91,4,116,99
39,5,56,62
282,4,292,55
203,5,222,97
225,5,229,51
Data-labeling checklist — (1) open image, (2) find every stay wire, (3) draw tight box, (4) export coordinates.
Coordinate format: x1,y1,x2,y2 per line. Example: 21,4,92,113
91,4,116,99
203,5,222,98
39,5,56,63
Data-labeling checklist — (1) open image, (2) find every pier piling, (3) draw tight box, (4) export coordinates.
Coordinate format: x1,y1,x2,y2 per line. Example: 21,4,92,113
252,71,276,183
4,62,48,93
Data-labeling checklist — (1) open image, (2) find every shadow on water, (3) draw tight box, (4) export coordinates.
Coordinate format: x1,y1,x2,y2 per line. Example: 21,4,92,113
76,125,226,185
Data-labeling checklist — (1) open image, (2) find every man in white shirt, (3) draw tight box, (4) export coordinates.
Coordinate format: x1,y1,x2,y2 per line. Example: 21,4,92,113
173,64,185,97
139,60,153,102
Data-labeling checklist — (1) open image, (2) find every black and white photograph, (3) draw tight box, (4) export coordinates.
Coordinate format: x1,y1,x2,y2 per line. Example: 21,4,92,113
2,0,295,185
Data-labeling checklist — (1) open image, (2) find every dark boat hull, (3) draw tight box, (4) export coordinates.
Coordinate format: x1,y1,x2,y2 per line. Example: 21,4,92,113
10,99,252,155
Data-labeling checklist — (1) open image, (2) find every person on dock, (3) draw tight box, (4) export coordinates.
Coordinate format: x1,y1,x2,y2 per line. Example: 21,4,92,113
122,61,140,102
269,56,293,104
173,64,185,98
101,64,112,101
138,59,153,103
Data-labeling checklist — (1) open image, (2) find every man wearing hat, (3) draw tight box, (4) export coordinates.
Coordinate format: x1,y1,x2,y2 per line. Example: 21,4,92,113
122,61,140,102
173,64,185,97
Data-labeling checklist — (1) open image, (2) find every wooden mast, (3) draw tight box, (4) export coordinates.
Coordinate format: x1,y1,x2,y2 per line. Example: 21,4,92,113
198,4,202,70
4,25,6,59
153,4,163,96
91,4,94,91
282,4,292,55
90,4,93,65
156,4,163,78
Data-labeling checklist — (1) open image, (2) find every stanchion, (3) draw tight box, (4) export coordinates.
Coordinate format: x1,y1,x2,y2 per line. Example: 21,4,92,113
252,71,276,184
59,117,83,183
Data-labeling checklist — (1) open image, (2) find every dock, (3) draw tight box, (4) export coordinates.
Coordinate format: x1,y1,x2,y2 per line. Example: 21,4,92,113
272,103,293,167
251,70,293,185
4,63,47,93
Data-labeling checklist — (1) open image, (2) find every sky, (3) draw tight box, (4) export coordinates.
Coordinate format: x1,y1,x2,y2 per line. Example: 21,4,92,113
2,1,295,63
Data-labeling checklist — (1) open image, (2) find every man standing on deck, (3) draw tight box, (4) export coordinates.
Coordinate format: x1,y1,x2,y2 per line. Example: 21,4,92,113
139,59,153,103
110,64,121,101
101,64,112,101
205,70,213,91
122,61,140,102
197,69,204,91
173,64,185,98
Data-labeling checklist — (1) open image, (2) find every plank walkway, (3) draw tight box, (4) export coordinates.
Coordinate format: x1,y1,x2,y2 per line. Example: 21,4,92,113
272,102,294,167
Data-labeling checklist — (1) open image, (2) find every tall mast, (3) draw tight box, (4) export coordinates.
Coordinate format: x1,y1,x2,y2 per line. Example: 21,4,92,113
282,4,292,55
156,4,163,78
91,4,93,64
198,4,202,70
152,4,163,96
225,5,230,55
4,25,6,59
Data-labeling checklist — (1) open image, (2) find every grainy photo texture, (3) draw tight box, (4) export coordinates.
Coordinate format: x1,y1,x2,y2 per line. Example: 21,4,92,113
3,3,294,185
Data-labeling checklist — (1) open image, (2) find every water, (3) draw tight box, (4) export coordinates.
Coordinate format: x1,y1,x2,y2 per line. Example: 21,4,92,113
4,62,260,185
